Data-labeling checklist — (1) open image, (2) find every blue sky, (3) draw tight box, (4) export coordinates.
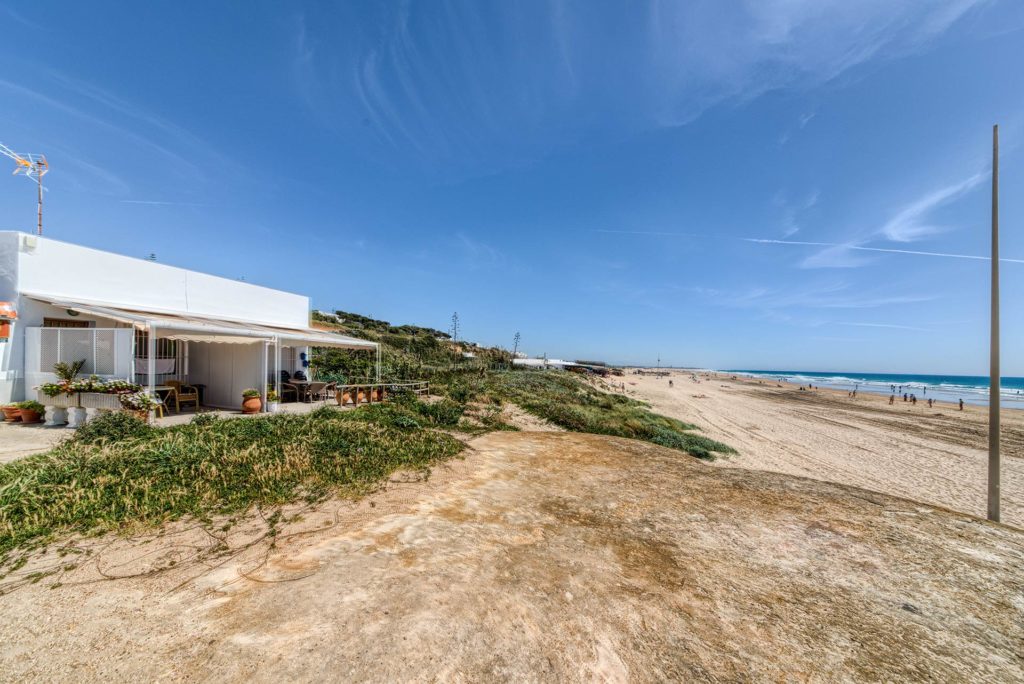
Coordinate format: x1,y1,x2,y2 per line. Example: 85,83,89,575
1,1,1023,373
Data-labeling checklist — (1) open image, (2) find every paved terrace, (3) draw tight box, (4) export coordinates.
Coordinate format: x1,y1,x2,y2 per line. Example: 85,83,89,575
0,401,341,463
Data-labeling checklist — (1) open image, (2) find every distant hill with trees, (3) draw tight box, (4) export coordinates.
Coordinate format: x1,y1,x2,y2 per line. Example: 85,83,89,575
310,310,512,382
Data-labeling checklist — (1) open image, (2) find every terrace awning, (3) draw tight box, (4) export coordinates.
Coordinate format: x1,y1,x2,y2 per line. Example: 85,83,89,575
24,294,378,350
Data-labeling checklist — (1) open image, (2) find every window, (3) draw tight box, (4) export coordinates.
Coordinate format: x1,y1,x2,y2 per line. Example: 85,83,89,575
43,317,89,329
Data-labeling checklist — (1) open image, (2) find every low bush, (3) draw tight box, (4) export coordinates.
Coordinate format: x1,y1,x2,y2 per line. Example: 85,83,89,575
0,407,463,563
70,412,154,445
416,399,466,426
447,371,734,460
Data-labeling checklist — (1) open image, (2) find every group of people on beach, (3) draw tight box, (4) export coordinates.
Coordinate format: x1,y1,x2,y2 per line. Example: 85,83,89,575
888,390,964,411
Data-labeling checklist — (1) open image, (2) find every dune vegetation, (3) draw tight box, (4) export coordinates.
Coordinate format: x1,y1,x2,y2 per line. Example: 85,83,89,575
0,408,463,568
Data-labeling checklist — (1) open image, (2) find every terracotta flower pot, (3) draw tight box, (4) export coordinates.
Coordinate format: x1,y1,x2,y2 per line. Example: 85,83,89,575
242,396,262,414
130,410,149,423
356,389,366,404
19,409,41,424
2,406,21,422
338,390,353,406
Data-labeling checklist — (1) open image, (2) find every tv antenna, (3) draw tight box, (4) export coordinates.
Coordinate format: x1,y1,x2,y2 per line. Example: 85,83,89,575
0,142,49,235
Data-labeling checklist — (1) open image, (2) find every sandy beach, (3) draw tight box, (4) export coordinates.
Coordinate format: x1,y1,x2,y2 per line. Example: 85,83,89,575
623,371,1024,528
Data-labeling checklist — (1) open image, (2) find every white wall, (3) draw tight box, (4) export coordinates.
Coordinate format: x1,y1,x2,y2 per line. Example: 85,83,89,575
186,341,264,409
8,232,310,328
0,233,20,403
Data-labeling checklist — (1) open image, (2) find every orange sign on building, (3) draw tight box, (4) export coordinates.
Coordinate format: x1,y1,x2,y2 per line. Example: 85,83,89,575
0,302,16,342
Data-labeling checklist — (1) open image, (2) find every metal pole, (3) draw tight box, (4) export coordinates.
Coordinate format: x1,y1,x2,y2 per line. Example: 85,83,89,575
274,337,281,405
988,125,1000,523
147,324,156,397
36,172,43,236
260,340,269,412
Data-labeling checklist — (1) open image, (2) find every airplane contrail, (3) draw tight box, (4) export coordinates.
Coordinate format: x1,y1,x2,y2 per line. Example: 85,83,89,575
743,238,1024,264
594,229,1024,263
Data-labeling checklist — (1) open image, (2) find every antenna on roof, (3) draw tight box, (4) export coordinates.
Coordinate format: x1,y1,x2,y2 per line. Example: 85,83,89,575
0,142,49,236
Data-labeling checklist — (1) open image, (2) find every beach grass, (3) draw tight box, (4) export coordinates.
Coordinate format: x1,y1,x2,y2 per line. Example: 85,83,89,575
0,408,463,566
437,371,735,460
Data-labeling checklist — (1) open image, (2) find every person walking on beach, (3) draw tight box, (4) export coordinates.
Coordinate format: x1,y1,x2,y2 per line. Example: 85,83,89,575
889,394,895,405
904,393,908,402
959,398,964,411
928,398,933,408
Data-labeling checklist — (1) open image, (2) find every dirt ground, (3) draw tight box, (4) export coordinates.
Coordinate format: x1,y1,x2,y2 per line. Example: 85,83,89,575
621,372,1024,528
2,431,1021,682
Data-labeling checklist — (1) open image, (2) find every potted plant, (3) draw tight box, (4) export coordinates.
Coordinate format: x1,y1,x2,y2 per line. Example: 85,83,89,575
118,391,157,422
266,389,281,413
241,388,262,414
2,404,22,422
17,400,45,424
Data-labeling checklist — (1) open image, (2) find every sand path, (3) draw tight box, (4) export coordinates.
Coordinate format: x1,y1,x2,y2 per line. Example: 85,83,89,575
2,431,1022,682
624,372,1024,528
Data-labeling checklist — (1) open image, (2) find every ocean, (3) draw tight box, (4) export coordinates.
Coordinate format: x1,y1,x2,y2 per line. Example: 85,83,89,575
726,370,1024,408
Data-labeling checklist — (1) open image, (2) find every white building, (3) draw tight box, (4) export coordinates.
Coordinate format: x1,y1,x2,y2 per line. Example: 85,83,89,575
0,231,377,408
512,357,573,370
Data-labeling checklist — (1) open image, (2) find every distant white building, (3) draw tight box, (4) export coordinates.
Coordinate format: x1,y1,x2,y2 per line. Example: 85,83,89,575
0,232,377,407
512,357,573,370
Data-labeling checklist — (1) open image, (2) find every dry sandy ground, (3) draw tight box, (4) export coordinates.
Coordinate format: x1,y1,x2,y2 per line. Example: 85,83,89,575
622,372,1024,529
2,431,1022,682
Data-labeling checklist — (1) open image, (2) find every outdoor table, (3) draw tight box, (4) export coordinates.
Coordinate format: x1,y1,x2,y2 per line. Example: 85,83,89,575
288,380,312,402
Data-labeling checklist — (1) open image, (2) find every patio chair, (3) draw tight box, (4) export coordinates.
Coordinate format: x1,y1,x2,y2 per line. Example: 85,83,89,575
280,383,299,403
306,382,328,403
166,380,200,413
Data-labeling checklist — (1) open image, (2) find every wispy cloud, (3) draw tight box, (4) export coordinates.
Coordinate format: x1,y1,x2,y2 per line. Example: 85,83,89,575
293,1,988,174
0,5,45,31
774,190,819,237
744,238,1024,264
595,231,1024,265
706,282,935,312
838,321,932,332
879,172,987,242
594,229,701,238
0,77,203,181
119,199,206,207
454,232,519,272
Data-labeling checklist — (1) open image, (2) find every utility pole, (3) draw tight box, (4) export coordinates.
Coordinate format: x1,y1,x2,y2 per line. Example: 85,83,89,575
988,124,1001,523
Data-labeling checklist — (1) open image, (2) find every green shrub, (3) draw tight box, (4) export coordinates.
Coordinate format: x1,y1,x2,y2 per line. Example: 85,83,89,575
447,382,475,404
189,413,220,427
71,412,154,445
0,409,464,562
16,400,45,414
417,399,466,426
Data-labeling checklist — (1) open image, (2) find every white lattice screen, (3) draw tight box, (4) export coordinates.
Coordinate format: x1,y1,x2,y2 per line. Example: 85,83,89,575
38,328,121,375
27,328,133,385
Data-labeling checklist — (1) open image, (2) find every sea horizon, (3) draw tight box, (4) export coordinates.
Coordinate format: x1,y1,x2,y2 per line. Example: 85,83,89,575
725,369,1024,408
